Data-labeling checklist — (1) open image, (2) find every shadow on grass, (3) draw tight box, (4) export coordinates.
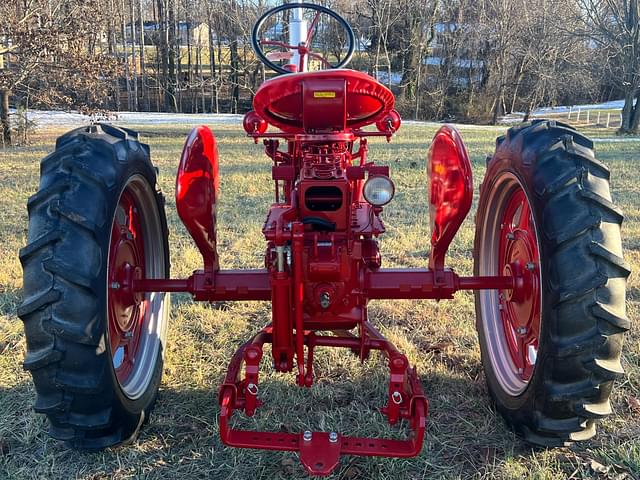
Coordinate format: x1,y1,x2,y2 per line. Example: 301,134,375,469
145,371,537,479
2,368,625,479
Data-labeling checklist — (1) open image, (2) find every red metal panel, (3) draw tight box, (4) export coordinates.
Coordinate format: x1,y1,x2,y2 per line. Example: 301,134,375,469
302,78,346,132
176,126,220,271
298,179,350,230
427,125,473,271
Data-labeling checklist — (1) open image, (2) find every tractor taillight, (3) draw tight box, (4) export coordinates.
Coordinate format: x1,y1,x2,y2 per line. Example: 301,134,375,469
375,109,401,133
243,110,268,135
427,125,473,270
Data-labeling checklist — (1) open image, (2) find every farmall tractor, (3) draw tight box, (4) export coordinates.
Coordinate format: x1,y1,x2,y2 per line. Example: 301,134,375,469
19,3,629,476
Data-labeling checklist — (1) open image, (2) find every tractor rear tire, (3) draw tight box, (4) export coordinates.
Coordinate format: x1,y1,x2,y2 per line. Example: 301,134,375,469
474,120,629,446
18,124,170,450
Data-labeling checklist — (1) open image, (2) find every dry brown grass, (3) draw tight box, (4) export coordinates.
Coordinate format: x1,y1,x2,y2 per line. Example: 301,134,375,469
0,121,638,480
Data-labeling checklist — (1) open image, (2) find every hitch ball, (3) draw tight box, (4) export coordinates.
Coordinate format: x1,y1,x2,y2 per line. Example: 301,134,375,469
319,291,331,309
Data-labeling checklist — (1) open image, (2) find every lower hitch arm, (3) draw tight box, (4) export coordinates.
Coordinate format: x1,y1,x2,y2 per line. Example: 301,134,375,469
217,324,428,477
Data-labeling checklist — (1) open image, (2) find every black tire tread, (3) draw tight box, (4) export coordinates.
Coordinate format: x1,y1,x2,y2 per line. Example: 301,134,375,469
475,119,629,447
19,123,166,450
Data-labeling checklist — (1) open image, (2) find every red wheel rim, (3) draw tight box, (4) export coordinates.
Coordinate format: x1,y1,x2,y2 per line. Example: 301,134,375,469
108,188,147,387
497,187,541,381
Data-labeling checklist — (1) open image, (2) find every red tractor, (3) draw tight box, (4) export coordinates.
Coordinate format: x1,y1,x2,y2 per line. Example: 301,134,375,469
19,3,629,476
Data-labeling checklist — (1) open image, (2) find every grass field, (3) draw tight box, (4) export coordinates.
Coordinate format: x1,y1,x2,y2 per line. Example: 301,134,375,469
0,120,638,479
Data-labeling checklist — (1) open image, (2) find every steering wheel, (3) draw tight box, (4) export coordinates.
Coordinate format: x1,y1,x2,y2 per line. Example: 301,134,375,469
252,3,355,75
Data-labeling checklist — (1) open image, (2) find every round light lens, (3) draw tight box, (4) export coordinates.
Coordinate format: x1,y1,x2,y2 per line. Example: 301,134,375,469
363,175,395,206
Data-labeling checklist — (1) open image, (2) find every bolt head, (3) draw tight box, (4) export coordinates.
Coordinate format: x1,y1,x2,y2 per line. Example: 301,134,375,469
526,262,536,271
124,331,134,339
517,327,527,335
110,281,120,290
303,431,312,441
507,232,516,240
319,292,331,309
329,432,338,443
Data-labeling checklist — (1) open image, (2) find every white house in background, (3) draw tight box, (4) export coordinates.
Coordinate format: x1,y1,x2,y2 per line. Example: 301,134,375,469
141,22,210,46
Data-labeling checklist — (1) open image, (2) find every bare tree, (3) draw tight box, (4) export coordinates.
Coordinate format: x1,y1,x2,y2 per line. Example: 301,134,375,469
138,0,149,111
576,0,639,133
0,0,635,128
393,0,438,112
0,0,118,145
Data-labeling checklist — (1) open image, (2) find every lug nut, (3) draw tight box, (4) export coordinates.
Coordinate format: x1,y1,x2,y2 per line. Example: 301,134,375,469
329,432,338,443
303,431,312,442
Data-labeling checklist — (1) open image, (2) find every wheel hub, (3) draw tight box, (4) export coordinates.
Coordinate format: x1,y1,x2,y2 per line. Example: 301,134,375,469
111,256,144,331
498,188,541,381
108,190,147,382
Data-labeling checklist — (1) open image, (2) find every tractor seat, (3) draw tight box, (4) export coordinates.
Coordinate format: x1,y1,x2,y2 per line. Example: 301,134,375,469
252,69,395,133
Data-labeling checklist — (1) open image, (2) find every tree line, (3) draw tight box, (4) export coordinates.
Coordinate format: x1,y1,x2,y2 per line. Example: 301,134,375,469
1,0,638,146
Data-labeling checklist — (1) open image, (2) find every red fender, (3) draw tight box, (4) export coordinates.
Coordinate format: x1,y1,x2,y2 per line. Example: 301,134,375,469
427,125,473,272
176,125,220,271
